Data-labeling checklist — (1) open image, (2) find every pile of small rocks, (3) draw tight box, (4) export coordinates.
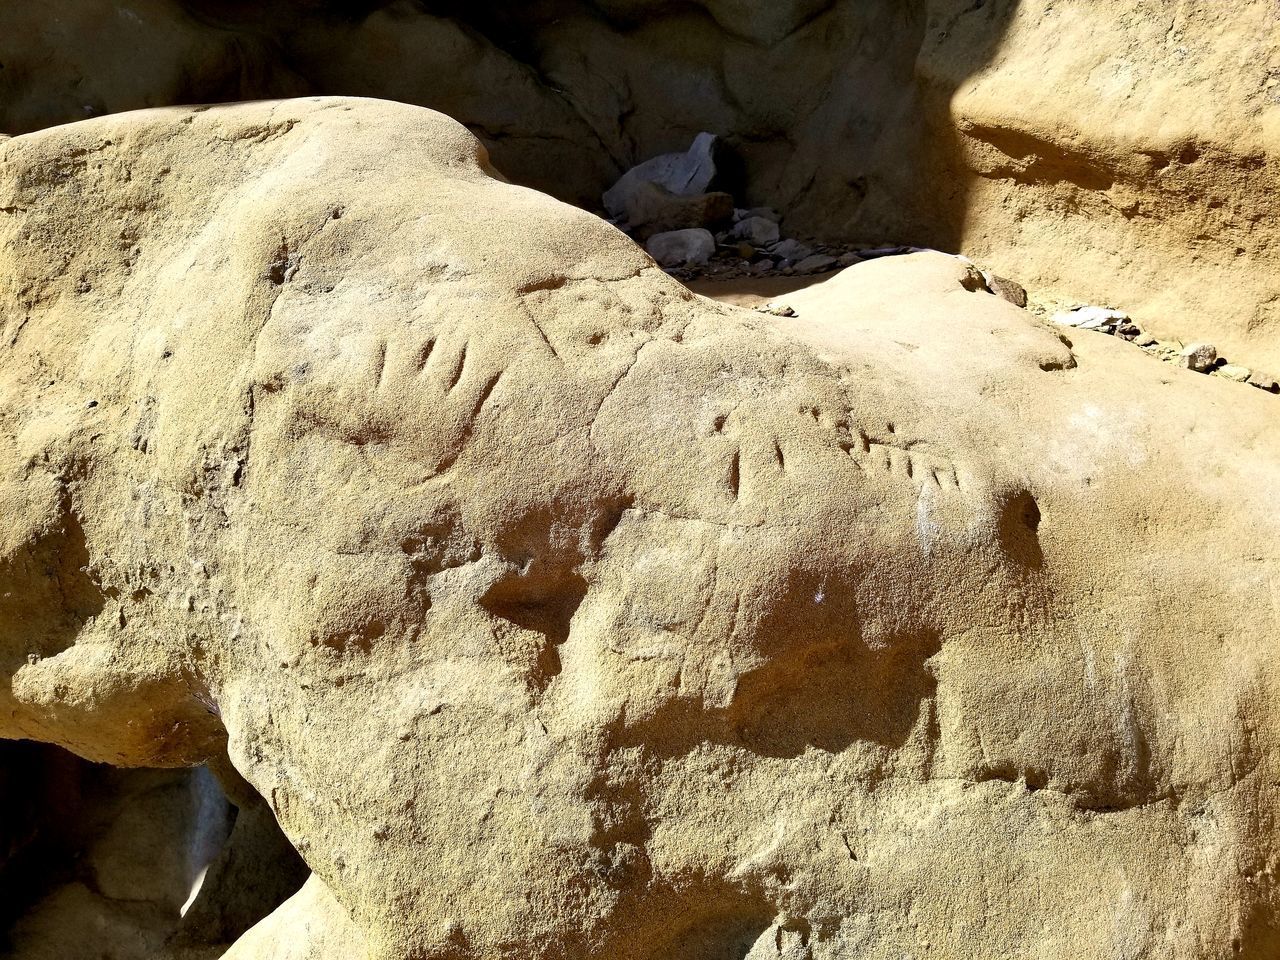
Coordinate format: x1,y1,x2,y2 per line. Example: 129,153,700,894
1052,306,1279,393
642,210,867,281
601,132,862,281
602,136,1278,396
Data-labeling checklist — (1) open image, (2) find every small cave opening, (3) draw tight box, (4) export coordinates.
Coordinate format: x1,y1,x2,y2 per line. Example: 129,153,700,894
0,740,308,959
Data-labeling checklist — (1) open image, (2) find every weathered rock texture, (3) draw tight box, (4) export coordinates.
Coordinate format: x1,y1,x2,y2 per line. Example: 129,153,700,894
2,97,1280,959
1,1,1277,366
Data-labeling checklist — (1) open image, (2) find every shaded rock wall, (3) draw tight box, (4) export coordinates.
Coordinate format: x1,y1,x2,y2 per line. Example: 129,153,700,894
0,741,308,957
1,1,1276,363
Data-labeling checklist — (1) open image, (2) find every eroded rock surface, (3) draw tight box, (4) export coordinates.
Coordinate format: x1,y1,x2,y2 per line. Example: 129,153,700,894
2,98,1279,959
1,2,1277,365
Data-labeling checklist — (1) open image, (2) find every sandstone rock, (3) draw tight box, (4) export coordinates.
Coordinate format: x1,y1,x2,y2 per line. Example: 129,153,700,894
1217,364,1252,383
795,253,838,274
987,274,1028,308
1248,369,1279,392
2,99,1279,960
771,238,813,261
2,2,1278,369
644,227,716,267
733,215,781,247
617,181,734,240
1180,342,1218,372
927,3,1280,370
602,131,719,219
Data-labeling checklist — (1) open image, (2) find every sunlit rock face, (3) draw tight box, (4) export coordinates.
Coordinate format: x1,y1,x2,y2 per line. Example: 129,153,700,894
1,97,1278,959
2,1,1278,367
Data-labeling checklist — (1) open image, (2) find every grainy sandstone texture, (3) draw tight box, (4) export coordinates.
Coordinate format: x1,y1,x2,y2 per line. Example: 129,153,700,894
1,97,1279,958
1,1,1277,366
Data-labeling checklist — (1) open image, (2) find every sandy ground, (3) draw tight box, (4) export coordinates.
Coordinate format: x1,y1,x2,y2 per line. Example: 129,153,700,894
685,273,837,307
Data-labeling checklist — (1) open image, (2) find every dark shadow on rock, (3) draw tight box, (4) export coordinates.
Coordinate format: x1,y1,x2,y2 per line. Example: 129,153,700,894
171,752,310,949
610,550,942,764
0,504,106,676
0,741,308,956
995,487,1044,570
0,742,84,940
903,0,1027,252
2,0,1021,244
728,629,942,758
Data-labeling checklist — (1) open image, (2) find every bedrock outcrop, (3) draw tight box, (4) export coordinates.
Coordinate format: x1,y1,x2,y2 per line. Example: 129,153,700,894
2,97,1279,959
2,1,1277,367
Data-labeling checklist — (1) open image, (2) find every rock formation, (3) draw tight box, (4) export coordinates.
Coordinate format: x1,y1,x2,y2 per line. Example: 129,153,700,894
2,96,1279,958
1,1,1276,367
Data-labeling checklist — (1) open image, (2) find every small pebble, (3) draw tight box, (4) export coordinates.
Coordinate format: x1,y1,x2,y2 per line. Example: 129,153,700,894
755,303,797,318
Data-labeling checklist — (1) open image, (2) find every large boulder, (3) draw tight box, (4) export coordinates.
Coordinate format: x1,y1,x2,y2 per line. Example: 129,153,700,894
2,97,1279,959
602,132,721,219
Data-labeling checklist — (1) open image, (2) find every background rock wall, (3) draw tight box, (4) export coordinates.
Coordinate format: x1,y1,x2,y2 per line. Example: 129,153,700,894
1,2,1277,353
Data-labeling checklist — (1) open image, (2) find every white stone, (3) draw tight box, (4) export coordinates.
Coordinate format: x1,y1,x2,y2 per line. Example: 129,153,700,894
1052,306,1129,332
733,216,780,247
602,132,718,218
644,228,715,267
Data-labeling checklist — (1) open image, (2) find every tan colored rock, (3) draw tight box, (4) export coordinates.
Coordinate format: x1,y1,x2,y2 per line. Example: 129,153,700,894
3,98,1280,959
221,875,365,960
1180,342,1219,373
1218,364,1252,383
1248,369,1280,393
2,1,1277,365
930,0,1280,368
